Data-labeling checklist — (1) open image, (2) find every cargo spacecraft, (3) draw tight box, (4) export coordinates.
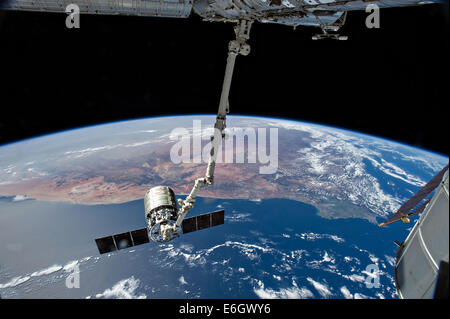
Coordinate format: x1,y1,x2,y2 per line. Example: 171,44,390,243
95,186,225,253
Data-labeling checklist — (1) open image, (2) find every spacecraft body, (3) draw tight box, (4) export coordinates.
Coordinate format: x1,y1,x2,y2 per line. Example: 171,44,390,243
0,0,441,28
394,169,449,298
144,185,225,242
380,163,449,299
144,186,180,242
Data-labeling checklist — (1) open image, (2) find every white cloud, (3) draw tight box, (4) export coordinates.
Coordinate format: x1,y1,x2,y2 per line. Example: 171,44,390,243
64,143,132,158
93,276,146,299
376,292,385,299
63,260,79,272
253,280,313,299
159,244,174,252
340,286,353,299
321,251,334,263
13,194,29,202
124,141,152,148
306,277,333,298
179,275,188,285
225,212,252,223
368,253,379,264
205,241,272,256
0,259,87,290
343,256,361,264
179,243,194,252
341,274,366,283
307,251,336,268
295,232,344,243
384,255,396,267
270,118,415,218
378,158,426,187
0,275,31,289
31,264,62,277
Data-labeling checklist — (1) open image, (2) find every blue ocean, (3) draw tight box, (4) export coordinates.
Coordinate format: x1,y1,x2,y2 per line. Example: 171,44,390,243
0,194,412,299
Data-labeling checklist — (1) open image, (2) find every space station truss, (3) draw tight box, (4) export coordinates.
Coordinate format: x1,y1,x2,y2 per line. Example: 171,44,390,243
1,0,193,18
2,0,437,27
191,0,432,26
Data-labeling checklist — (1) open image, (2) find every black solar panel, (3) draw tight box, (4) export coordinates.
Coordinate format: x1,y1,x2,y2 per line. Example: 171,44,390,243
181,210,225,235
211,210,225,226
182,216,197,234
113,232,133,250
131,228,150,246
94,210,226,253
95,236,117,254
381,164,448,226
197,213,211,230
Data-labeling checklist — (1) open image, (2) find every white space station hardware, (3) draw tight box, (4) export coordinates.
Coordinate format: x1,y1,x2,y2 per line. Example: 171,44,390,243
144,186,225,242
1,0,441,40
381,164,449,299
94,185,225,254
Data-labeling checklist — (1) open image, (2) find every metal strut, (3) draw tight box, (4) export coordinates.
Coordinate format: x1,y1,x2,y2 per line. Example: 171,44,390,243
312,12,348,41
160,20,253,240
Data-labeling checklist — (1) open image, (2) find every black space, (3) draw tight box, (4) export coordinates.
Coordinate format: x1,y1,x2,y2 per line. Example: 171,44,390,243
0,4,448,155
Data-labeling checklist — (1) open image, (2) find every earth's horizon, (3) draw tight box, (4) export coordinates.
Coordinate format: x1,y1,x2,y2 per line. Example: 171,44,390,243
1,114,446,223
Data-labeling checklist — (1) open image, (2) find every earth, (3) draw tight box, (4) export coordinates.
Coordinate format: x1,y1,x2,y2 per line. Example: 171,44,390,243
0,115,447,299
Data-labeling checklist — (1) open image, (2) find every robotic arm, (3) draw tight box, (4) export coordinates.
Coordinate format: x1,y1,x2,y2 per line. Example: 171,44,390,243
159,20,253,241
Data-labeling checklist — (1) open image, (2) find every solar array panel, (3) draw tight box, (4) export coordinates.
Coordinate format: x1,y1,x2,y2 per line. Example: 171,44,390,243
95,210,225,254
381,164,448,226
95,228,149,254
131,228,151,246
114,232,133,250
181,216,197,234
182,209,225,234
95,236,117,255
211,209,225,226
